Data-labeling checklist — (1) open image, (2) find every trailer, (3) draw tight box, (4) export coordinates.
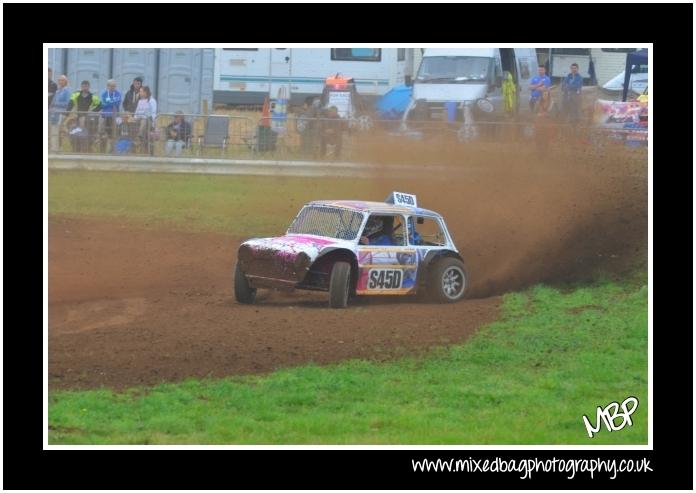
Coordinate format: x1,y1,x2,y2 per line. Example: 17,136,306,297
213,48,414,107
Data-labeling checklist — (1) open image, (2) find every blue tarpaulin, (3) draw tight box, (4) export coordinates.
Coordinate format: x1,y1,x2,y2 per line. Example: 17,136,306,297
374,84,412,120
622,49,648,102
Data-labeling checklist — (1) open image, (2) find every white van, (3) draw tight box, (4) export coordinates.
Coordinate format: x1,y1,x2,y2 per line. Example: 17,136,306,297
213,48,413,107
402,48,539,125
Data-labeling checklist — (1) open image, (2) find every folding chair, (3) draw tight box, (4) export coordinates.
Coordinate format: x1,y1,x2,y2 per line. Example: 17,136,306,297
196,115,230,156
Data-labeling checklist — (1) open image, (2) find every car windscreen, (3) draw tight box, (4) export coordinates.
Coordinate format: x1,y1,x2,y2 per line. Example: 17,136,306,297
416,56,491,83
287,206,364,241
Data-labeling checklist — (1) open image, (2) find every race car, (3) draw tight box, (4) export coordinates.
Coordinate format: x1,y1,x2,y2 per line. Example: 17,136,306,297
234,192,468,308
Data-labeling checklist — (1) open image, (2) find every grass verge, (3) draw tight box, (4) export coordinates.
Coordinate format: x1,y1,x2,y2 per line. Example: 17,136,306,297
48,170,382,237
49,274,648,445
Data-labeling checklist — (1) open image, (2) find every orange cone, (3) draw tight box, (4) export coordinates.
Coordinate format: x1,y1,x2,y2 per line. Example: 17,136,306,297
261,96,271,127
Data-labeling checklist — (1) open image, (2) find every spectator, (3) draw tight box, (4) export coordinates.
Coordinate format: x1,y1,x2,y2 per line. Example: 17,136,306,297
528,65,551,112
122,76,143,114
48,68,58,107
319,105,347,159
66,80,102,152
561,63,583,125
49,75,71,152
97,79,122,152
164,111,192,156
502,71,517,116
134,85,158,154
299,96,320,156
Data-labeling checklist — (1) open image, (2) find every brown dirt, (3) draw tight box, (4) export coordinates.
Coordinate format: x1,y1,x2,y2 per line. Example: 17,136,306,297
359,137,647,297
48,216,501,390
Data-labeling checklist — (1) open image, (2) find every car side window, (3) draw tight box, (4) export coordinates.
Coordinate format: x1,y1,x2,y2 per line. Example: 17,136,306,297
409,216,446,246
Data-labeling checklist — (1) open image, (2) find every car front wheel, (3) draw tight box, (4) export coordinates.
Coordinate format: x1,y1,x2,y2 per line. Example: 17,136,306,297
234,261,257,304
328,261,351,308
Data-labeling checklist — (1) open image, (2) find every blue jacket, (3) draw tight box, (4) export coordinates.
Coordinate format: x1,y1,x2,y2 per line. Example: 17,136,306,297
49,86,72,124
368,234,393,246
100,89,122,117
562,73,583,95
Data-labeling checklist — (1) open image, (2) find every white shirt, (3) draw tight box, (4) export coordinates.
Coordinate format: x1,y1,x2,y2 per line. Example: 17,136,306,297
134,97,157,121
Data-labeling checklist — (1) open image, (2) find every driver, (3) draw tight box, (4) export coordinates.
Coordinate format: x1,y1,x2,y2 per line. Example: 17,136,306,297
359,217,393,246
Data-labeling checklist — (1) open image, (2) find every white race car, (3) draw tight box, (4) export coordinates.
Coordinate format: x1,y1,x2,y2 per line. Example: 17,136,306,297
235,192,469,308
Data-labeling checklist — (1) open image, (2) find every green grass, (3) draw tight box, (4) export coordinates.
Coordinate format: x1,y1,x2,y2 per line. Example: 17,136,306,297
49,274,648,445
48,170,382,237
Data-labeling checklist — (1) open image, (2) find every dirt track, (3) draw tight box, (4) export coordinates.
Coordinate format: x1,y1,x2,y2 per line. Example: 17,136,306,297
48,140,647,391
48,216,501,390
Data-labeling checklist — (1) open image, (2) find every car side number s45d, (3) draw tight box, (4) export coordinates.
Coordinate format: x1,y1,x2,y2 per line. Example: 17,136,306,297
368,269,403,289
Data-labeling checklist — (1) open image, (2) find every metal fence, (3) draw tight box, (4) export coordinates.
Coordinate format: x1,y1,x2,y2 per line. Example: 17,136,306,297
47,110,648,161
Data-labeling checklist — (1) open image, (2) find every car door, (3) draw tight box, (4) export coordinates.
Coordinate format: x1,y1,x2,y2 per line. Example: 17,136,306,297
356,214,419,295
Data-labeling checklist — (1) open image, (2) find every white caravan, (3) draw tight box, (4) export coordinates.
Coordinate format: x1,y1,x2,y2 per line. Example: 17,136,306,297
213,48,413,106
401,48,539,126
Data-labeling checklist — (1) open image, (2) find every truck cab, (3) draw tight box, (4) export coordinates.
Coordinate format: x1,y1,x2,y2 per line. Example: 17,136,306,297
402,48,539,127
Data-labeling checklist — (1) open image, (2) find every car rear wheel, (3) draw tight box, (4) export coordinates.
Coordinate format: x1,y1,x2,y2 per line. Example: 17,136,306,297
328,261,351,308
234,261,257,304
429,257,468,303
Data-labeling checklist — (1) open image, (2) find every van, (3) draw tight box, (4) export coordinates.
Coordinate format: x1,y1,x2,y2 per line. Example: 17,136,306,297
401,48,539,125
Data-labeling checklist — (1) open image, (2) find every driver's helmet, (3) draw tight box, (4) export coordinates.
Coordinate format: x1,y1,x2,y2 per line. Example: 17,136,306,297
363,217,384,237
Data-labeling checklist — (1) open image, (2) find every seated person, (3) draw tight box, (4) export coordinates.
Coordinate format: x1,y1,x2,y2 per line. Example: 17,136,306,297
359,217,394,246
164,111,192,156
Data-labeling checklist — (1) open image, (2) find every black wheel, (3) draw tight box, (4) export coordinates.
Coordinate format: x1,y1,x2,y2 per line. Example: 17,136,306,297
328,261,351,308
428,257,468,303
234,261,257,304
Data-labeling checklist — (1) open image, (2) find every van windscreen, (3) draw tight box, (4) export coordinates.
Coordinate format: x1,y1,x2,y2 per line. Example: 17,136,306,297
416,56,490,83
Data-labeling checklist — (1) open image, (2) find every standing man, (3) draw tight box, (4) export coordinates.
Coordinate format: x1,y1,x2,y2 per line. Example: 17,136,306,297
98,79,122,152
122,77,143,147
561,63,583,125
528,65,551,112
49,75,71,151
299,96,320,157
122,76,143,114
66,80,102,152
48,68,58,107
319,106,347,160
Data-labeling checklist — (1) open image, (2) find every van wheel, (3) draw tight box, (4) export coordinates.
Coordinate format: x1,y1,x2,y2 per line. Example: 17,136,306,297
234,262,256,304
429,257,468,303
328,261,351,308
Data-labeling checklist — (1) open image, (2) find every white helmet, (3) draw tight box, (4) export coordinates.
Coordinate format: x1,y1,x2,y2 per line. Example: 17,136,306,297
364,217,384,237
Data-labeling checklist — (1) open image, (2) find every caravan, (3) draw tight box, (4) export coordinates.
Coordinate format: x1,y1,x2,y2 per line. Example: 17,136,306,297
213,48,413,107
401,48,539,126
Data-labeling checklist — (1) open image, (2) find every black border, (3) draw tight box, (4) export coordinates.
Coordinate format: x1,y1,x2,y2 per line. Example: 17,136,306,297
4,2,693,490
